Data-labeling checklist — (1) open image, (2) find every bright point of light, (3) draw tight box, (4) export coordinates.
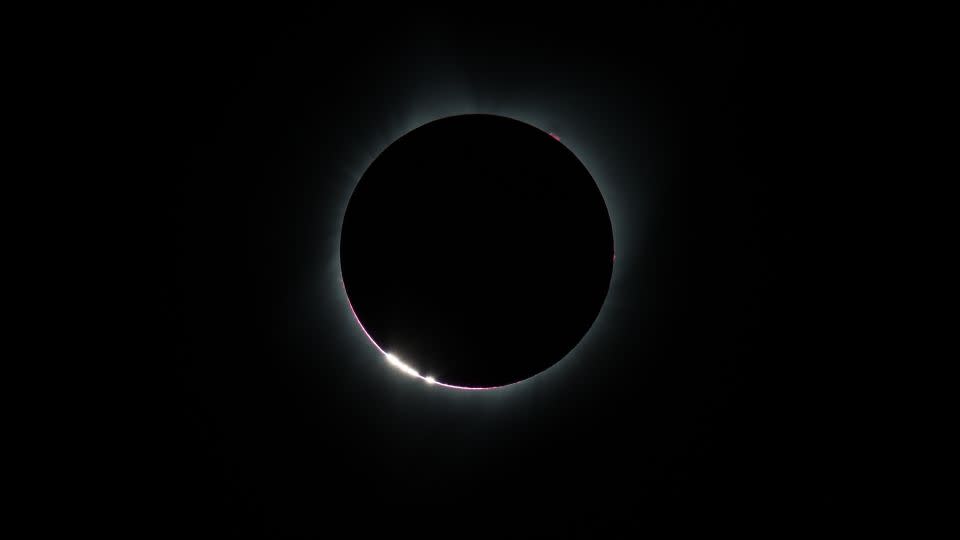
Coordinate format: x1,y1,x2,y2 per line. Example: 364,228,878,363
384,352,421,378
424,376,435,384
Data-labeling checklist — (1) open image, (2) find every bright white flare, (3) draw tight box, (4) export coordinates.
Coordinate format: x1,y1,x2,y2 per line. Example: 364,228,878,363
384,352,421,378
379,350,501,390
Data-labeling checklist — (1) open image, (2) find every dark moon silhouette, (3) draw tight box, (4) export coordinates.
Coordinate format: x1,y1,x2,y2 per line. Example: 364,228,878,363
340,114,614,388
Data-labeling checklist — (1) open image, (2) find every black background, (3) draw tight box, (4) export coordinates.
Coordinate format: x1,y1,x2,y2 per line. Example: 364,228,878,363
149,4,850,535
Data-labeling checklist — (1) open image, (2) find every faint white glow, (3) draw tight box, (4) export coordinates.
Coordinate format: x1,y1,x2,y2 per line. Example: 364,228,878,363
346,294,387,356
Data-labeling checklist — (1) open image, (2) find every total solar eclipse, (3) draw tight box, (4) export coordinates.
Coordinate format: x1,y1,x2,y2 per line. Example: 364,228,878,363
340,114,614,389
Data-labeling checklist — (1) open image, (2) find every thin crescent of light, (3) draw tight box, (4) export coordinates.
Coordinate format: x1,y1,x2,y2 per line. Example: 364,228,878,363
343,279,506,390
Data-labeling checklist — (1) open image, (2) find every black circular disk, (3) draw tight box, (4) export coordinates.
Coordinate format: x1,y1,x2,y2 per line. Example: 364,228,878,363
340,114,614,388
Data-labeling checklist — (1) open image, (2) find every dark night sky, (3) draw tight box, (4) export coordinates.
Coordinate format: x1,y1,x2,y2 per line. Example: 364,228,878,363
152,4,851,534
